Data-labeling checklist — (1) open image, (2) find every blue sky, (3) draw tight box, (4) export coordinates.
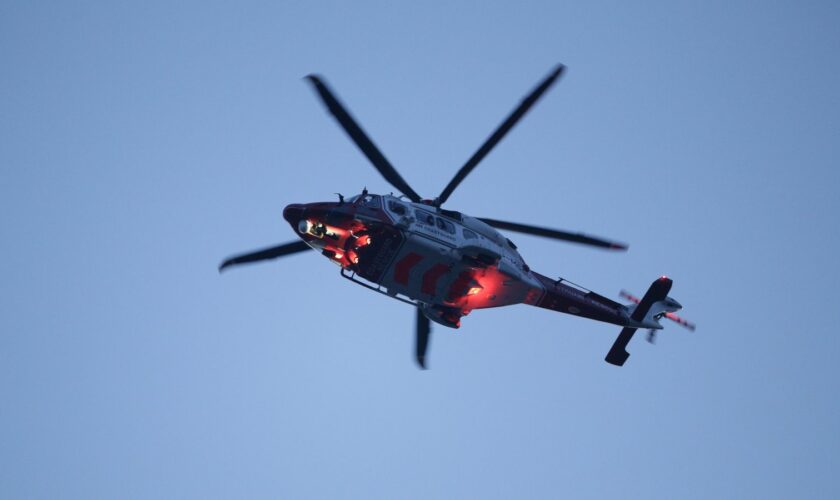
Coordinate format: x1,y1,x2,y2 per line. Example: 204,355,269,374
2,1,839,498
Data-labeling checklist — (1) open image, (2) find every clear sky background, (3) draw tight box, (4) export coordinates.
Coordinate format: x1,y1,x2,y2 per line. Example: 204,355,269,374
2,1,839,498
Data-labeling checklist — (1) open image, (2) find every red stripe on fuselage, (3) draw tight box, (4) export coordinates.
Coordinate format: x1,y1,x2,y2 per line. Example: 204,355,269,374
421,264,450,295
394,253,423,285
446,271,473,302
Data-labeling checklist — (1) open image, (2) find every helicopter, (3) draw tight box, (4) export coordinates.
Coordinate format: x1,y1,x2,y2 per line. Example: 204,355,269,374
219,64,694,368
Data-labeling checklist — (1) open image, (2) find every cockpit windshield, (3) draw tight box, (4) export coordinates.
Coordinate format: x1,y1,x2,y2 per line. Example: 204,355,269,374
358,193,380,208
347,192,381,208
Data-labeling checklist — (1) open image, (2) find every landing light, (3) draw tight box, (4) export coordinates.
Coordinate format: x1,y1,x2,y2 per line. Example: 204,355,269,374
467,286,482,296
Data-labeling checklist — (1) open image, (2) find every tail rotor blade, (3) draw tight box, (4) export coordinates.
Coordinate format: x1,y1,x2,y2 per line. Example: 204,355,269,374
415,308,431,369
219,240,311,272
436,64,565,206
619,290,642,304
305,75,422,202
665,312,696,331
478,217,628,250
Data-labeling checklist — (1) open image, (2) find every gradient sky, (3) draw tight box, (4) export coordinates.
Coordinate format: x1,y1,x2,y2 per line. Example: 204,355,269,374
2,1,839,498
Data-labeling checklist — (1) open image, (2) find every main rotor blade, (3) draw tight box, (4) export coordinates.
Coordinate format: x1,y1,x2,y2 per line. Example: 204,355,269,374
305,75,423,202
219,240,311,272
436,64,565,206
478,217,628,250
415,308,431,369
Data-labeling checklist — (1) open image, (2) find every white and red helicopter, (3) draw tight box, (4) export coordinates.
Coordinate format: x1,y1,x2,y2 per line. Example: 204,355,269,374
220,64,694,368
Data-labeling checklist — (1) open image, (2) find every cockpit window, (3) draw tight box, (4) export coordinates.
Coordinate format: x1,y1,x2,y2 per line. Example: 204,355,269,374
463,229,478,239
388,200,407,215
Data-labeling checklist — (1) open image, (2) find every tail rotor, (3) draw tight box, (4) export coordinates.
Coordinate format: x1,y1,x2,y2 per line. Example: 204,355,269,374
620,289,696,332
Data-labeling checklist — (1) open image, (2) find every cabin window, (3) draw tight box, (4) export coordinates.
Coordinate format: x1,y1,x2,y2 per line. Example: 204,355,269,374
415,209,435,225
436,217,456,234
463,229,478,239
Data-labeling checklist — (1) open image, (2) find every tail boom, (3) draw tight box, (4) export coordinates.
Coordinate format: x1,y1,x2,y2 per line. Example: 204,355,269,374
529,272,630,327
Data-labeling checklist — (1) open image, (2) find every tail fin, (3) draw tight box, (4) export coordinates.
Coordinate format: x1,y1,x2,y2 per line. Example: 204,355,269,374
605,276,673,366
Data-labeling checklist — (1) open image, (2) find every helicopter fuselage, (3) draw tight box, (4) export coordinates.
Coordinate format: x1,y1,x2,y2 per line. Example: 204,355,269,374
283,193,652,330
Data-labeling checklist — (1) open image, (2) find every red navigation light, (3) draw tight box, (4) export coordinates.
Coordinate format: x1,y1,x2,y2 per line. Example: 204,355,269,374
467,286,482,296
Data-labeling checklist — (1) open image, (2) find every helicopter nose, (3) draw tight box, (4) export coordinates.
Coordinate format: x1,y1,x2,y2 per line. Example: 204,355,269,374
283,204,306,224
